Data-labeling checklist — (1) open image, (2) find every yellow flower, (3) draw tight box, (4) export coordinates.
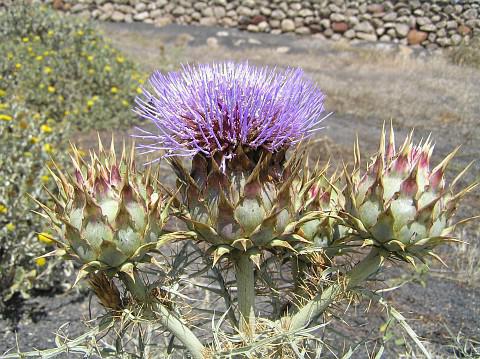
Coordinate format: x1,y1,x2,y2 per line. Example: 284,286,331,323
0,114,12,121
43,67,52,74
24,151,33,157
22,37,29,43
41,175,50,183
0,89,5,97
58,95,64,102
104,65,111,72
40,124,53,133
47,30,54,37
38,232,54,244
87,55,94,62
34,35,41,42
33,113,41,120
0,104,6,109
6,223,15,232
7,53,14,60
0,204,7,214
35,257,47,266
43,143,54,153
43,51,50,56
87,99,95,107
136,87,143,94
92,95,99,101
36,55,43,61
15,63,22,69
110,86,118,94
39,84,45,89
77,30,84,36
48,86,56,93
116,56,125,64
30,136,40,144
64,110,70,116
88,69,95,75
138,78,145,84
122,99,129,107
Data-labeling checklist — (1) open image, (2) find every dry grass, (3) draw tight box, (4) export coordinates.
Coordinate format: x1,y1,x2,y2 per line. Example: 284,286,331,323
437,225,480,288
449,37,480,69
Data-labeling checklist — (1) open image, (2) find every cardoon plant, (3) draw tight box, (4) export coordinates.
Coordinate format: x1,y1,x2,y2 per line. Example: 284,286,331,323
135,62,330,335
12,62,476,359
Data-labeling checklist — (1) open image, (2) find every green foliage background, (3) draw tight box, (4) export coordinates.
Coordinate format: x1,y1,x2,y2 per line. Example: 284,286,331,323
0,2,144,306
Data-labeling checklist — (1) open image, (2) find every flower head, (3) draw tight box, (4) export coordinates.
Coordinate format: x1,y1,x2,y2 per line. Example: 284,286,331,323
38,232,54,245
43,143,54,153
40,124,53,133
0,114,12,122
35,257,46,266
134,62,328,160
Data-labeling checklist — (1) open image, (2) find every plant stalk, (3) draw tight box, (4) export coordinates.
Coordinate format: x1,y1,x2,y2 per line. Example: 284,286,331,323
234,252,256,337
119,269,205,359
153,302,205,359
288,247,385,330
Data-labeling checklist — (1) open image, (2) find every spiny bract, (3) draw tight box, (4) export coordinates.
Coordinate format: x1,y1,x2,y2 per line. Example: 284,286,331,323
297,172,345,248
342,125,476,263
170,148,330,263
36,140,179,273
295,171,349,263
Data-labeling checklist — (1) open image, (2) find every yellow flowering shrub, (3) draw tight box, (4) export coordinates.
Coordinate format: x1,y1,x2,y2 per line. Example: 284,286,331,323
0,2,145,131
0,2,147,306
0,102,71,305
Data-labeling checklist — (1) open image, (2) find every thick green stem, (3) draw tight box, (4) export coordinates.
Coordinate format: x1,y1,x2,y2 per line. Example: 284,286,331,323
119,269,205,359
288,248,385,330
234,253,256,337
153,303,205,359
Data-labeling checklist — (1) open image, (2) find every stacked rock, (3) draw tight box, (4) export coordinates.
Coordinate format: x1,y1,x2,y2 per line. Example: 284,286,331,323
11,0,480,48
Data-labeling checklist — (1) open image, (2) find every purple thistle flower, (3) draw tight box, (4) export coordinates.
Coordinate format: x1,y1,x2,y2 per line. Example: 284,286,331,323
134,62,328,160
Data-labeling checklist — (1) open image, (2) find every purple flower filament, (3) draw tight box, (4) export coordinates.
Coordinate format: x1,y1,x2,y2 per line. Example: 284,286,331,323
134,62,328,159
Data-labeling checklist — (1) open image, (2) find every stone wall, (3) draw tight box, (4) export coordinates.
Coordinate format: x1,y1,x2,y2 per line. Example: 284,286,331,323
41,0,480,47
